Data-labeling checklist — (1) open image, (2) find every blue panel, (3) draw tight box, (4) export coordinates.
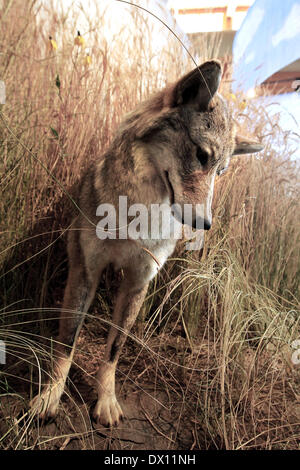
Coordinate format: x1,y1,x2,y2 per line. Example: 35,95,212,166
232,0,300,92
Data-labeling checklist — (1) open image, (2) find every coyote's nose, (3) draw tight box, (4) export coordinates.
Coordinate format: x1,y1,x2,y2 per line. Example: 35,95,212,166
192,217,212,230
203,219,211,230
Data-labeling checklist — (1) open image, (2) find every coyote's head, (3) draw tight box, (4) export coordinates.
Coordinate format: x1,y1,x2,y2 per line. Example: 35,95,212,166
122,60,263,230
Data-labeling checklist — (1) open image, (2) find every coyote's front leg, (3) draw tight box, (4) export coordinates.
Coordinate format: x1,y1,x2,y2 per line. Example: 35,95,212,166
93,267,149,427
30,230,104,420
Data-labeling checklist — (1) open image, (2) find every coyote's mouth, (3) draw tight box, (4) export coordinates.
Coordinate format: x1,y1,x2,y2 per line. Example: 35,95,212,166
163,170,185,225
163,171,175,206
163,171,211,230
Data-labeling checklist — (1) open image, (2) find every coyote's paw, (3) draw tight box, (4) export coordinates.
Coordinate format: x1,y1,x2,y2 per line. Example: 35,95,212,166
92,394,124,427
29,384,63,420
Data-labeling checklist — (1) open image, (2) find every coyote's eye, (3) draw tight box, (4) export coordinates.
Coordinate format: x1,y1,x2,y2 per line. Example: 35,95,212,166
196,148,209,166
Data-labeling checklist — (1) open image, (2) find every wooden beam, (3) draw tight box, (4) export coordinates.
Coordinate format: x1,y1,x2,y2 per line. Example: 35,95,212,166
178,8,226,15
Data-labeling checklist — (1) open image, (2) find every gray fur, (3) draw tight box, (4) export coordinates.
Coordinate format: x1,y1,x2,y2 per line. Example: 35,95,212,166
30,60,262,427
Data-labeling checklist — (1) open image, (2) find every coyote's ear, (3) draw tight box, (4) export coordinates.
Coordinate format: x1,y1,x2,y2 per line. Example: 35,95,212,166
169,60,222,110
233,134,264,155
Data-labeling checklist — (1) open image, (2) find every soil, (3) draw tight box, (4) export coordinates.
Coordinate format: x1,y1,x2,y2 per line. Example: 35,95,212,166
0,314,203,450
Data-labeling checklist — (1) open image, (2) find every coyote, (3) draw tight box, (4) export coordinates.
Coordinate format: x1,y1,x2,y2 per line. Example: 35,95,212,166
30,60,262,426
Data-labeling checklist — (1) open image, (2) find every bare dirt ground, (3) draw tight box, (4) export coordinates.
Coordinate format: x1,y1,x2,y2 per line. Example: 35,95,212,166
0,313,204,450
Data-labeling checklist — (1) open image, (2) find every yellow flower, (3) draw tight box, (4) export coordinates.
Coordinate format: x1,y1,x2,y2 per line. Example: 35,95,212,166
239,99,247,111
229,93,237,101
49,36,57,51
84,53,92,67
74,31,85,47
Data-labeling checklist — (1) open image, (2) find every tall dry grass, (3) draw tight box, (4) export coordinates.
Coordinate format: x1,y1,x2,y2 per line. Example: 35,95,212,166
0,0,299,450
